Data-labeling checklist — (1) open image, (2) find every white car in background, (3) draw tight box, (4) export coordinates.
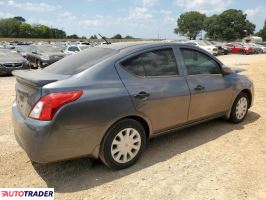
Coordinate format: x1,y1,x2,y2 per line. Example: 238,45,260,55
248,43,266,53
64,45,91,55
183,40,218,55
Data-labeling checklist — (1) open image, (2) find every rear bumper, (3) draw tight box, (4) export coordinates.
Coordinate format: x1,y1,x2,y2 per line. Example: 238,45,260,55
12,102,99,163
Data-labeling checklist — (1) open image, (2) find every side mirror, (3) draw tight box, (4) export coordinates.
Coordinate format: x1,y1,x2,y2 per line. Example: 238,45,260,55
222,66,232,76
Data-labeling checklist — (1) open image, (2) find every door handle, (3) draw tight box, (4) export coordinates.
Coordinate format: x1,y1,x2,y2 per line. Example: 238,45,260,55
134,91,150,100
194,85,205,91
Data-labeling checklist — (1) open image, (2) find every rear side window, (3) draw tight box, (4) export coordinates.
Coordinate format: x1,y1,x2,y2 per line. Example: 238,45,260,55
121,48,178,77
121,55,145,77
180,48,221,75
44,47,118,75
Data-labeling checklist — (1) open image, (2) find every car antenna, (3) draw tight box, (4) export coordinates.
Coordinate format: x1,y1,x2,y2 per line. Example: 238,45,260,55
98,33,111,44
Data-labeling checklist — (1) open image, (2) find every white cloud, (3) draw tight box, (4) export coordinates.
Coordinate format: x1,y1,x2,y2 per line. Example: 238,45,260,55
60,12,77,21
0,11,13,18
160,10,175,23
128,7,153,20
81,18,103,27
142,0,159,7
174,0,232,13
5,0,61,12
245,7,265,19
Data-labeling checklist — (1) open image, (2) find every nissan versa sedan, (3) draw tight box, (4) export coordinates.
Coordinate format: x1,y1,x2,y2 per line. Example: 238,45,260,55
0,49,29,75
26,45,66,68
12,42,254,169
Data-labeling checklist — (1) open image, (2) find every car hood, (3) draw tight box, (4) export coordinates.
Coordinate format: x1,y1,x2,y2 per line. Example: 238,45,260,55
0,57,26,64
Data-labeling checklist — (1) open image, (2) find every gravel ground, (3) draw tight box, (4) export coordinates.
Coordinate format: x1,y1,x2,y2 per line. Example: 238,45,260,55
0,54,266,200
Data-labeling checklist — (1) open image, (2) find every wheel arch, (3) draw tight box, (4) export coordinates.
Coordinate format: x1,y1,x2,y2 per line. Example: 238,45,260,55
226,88,252,118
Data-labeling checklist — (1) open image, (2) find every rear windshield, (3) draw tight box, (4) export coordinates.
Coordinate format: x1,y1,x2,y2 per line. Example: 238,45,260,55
43,47,118,75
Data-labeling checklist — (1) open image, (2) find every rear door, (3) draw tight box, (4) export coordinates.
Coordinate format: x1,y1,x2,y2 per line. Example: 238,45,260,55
179,48,233,121
116,47,190,133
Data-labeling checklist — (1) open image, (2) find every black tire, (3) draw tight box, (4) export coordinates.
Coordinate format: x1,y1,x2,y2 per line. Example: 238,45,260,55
229,92,249,124
100,119,146,170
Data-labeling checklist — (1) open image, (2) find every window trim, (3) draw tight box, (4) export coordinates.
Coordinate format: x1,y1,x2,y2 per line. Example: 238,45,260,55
179,47,223,76
118,46,181,79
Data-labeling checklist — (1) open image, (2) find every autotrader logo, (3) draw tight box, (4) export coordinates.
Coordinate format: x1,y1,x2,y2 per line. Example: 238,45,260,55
0,188,54,199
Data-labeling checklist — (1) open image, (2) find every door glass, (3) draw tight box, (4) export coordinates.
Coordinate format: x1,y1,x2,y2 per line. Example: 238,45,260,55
121,48,178,77
181,49,221,75
142,49,178,77
121,55,145,77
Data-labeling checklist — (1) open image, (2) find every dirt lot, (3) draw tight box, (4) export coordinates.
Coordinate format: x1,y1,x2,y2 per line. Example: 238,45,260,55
1,54,266,200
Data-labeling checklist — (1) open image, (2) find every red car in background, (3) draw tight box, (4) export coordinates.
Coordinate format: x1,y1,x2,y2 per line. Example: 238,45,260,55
225,43,255,55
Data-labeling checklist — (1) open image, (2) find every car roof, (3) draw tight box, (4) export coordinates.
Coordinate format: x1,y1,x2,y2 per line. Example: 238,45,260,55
98,41,189,51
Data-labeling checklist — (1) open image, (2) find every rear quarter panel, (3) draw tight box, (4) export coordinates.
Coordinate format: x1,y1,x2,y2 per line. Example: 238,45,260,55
42,59,139,158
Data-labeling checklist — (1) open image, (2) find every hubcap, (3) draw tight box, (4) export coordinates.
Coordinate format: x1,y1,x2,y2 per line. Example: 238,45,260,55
236,97,248,120
111,128,141,164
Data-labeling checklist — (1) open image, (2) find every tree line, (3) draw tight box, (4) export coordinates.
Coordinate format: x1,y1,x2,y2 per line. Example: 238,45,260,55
0,17,66,38
0,16,136,40
175,9,266,41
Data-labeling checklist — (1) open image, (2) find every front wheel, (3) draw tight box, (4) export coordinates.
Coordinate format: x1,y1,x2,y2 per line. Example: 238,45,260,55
100,119,146,170
229,92,249,123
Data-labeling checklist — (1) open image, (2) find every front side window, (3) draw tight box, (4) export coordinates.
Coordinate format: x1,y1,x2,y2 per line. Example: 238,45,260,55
121,48,178,77
180,48,221,75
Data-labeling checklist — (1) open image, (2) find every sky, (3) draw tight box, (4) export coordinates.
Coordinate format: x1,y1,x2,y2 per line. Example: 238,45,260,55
0,0,265,39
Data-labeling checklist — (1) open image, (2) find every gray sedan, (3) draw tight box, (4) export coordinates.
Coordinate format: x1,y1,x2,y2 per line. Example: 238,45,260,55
12,42,254,169
0,49,29,75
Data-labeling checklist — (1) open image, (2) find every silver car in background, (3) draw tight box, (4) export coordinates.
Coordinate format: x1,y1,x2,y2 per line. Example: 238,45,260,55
12,42,254,169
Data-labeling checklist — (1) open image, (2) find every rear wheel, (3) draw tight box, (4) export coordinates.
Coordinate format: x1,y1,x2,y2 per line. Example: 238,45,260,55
229,92,249,123
100,119,146,170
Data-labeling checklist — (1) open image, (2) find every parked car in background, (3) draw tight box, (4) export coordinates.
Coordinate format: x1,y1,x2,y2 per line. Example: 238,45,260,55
256,42,266,47
0,49,29,75
26,45,66,68
183,40,218,55
15,45,33,58
225,43,254,55
64,45,91,55
210,41,230,55
248,43,266,53
12,42,254,169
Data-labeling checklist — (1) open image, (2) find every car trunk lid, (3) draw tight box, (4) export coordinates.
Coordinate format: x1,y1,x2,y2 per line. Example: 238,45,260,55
13,70,69,117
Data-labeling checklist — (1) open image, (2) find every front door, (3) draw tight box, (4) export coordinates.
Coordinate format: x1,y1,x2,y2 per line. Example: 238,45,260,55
180,48,233,121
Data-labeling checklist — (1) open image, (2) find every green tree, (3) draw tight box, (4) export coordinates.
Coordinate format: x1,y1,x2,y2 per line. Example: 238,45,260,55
174,11,206,40
111,34,123,39
0,16,66,38
32,24,50,38
256,20,266,41
90,34,98,39
204,9,256,41
19,23,32,38
67,34,79,39
124,35,134,39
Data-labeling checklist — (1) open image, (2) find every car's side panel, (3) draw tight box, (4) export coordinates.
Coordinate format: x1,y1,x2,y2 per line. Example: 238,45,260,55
185,74,233,121
176,46,234,121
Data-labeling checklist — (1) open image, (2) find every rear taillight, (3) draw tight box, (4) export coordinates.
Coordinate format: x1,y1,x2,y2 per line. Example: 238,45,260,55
29,90,83,121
